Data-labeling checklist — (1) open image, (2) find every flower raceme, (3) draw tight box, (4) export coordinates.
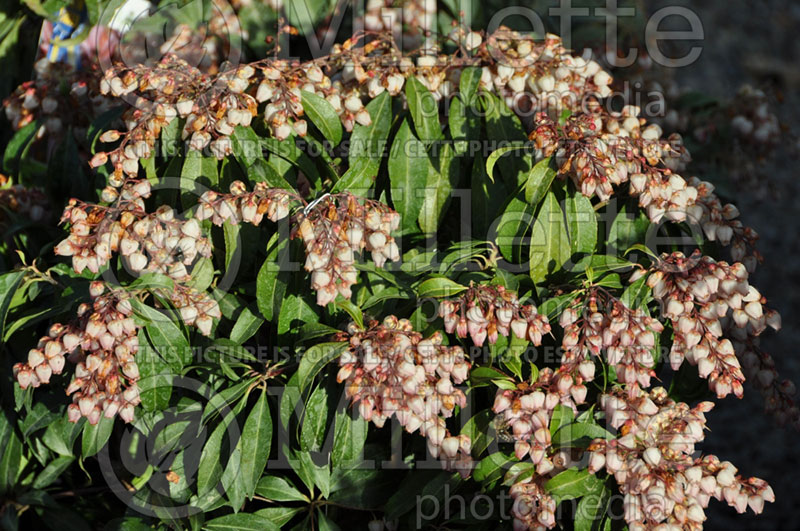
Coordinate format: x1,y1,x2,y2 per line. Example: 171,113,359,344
587,387,774,530
13,283,141,424
648,250,780,399
560,289,664,391
197,183,401,306
438,284,551,347
336,317,472,476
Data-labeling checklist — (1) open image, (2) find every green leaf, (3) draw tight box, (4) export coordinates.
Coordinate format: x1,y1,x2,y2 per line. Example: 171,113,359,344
332,156,378,194
524,157,558,206
81,416,115,457
204,513,280,531
549,404,575,438
529,190,571,282
405,76,442,143
459,66,482,105
496,191,535,263
331,409,367,469
3,121,37,176
416,277,467,298
575,482,611,531
231,126,263,168
448,96,477,155
130,299,190,370
291,450,330,497
301,385,329,452
0,271,25,342
349,91,391,162
564,188,597,254
301,90,343,146
277,294,319,335
230,306,264,344
551,421,614,448
331,298,363,330
240,388,273,499
418,144,455,233
461,410,494,456
317,510,340,531
254,507,303,527
256,233,289,321
297,342,348,393
136,329,172,411
255,476,308,502
389,120,428,231
621,275,651,310
33,456,75,489
473,452,514,484
608,203,650,253
486,144,527,183
545,468,604,503
0,416,21,494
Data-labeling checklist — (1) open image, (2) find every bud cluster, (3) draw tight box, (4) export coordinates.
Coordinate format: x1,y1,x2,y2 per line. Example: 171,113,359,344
438,284,551,346
508,477,558,530
647,250,780,398
295,194,400,306
197,185,401,306
586,387,774,529
54,198,212,282
337,317,472,476
13,283,141,424
3,58,107,137
560,289,664,391
0,183,49,225
492,368,586,475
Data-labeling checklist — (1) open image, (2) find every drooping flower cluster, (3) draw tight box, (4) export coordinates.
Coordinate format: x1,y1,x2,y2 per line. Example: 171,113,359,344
560,289,664,391
197,184,401,306
0,182,49,225
529,104,766,272
14,282,141,424
3,58,109,137
438,284,551,346
586,387,774,529
336,317,472,476
647,250,780,398
492,368,590,475
508,477,558,530
54,196,212,281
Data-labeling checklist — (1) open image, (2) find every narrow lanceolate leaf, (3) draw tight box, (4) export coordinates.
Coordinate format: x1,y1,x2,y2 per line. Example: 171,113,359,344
231,126,263,168
448,96,478,155
256,233,289,321
332,156,379,195
81,415,115,457
389,120,428,231
130,300,190,370
544,468,604,503
0,271,25,343
240,388,273,499
530,190,571,282
230,306,264,344
486,144,527,183
405,76,443,143
564,188,598,254
301,90,343,146
301,385,329,452
137,329,172,411
524,157,557,207
331,409,368,469
255,476,309,502
416,277,467,298
418,143,455,233
495,193,536,263
459,66,482,105
297,342,348,393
